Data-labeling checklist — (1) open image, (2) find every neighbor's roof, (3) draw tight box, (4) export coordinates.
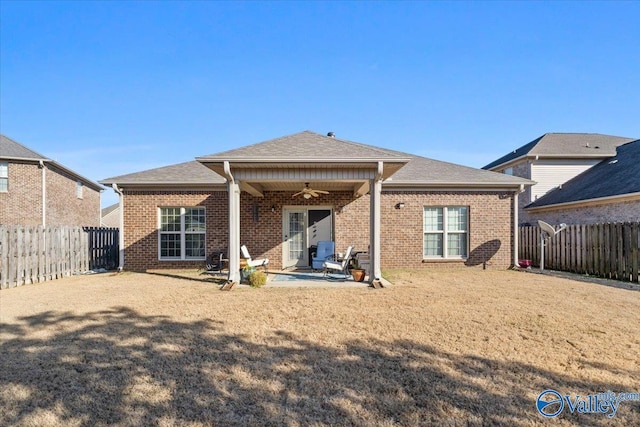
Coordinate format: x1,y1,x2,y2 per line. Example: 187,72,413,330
100,161,225,186
102,131,531,189
1,134,103,191
483,133,635,170
101,203,120,217
1,134,49,161
196,130,412,162
526,139,640,210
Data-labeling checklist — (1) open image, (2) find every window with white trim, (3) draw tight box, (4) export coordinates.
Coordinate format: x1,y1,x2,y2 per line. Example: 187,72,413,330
504,167,513,175
76,181,83,198
0,162,8,192
423,206,468,259
159,207,206,260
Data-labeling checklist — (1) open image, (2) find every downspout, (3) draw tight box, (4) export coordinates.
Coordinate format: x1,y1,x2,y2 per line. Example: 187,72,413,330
513,184,525,268
112,183,125,272
39,160,46,227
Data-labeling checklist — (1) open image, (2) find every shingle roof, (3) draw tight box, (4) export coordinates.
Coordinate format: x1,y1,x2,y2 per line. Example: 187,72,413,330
1,134,103,190
197,130,411,162
526,139,640,209
103,131,531,188
482,133,635,170
388,155,532,186
101,203,119,216
100,161,225,186
0,134,49,160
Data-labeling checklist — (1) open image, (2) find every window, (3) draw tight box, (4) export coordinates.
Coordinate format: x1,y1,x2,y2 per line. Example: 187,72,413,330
0,162,7,192
423,206,468,259
76,181,83,198
159,207,206,260
503,167,513,175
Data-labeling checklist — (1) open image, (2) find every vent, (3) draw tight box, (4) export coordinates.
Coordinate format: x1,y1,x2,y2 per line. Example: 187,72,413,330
327,132,335,138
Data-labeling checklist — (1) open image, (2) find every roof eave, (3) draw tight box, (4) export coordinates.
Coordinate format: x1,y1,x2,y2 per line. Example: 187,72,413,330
525,192,640,212
487,153,615,171
47,160,104,191
196,157,412,164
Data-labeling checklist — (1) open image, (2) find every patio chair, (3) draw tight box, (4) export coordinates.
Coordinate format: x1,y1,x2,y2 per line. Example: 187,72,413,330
241,245,269,270
312,241,335,270
323,245,354,278
205,249,228,273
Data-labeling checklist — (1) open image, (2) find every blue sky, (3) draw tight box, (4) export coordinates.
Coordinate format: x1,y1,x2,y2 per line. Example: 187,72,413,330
2,1,639,208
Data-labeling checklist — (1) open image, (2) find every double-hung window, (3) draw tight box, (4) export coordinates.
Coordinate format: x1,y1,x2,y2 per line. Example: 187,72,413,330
0,162,8,192
423,206,468,259
159,207,206,260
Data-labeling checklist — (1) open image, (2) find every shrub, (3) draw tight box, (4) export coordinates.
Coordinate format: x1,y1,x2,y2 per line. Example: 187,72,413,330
248,271,267,288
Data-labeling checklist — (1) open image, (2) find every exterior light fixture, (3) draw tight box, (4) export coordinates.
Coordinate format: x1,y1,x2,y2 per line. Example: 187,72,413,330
271,205,276,213
395,202,405,209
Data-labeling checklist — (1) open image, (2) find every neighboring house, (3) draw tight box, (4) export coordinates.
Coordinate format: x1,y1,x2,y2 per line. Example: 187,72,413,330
525,139,640,225
101,131,532,282
482,133,635,225
0,134,102,226
101,203,120,228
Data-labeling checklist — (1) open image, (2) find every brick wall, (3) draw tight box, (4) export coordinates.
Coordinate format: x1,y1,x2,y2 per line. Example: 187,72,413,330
526,199,640,225
0,161,43,225
122,188,515,271
122,190,229,270
381,191,514,269
46,164,101,226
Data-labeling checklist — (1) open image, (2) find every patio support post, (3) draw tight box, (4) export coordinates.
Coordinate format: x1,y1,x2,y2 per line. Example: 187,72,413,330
369,161,383,285
513,184,524,268
224,161,241,284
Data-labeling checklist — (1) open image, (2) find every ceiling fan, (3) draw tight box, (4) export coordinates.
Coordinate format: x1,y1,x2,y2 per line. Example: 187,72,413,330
292,183,329,199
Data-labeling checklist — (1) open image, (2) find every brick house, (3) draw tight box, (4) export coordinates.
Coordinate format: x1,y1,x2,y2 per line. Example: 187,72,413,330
482,133,635,225
101,131,532,283
525,139,640,225
0,134,102,226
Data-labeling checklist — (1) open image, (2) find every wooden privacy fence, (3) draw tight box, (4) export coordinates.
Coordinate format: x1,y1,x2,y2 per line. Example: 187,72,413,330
519,222,640,283
0,225,119,289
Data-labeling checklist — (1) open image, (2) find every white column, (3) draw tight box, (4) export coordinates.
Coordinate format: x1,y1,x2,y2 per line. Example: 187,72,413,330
369,162,383,284
227,180,241,283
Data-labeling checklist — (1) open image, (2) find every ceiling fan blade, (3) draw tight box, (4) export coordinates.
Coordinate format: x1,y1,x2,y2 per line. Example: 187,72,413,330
314,190,330,194
310,192,320,197
292,191,304,198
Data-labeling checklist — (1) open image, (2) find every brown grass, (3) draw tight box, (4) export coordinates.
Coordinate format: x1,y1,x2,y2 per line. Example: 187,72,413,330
1,269,638,426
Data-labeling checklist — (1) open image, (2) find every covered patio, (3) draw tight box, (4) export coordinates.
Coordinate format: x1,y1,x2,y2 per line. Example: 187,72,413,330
196,132,410,286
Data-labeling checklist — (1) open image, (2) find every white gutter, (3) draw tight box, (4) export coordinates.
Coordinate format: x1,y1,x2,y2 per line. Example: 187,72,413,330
112,183,125,272
39,160,46,227
513,184,525,268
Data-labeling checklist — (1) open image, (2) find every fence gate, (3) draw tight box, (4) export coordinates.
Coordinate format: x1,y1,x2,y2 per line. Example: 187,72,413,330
84,227,119,270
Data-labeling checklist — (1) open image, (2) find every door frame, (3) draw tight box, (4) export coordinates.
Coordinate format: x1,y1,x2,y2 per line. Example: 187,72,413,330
282,205,334,268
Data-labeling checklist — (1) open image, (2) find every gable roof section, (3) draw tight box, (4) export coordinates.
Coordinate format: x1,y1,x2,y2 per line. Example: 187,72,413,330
526,139,640,210
483,133,635,170
102,131,531,189
100,161,226,186
196,130,411,162
1,134,49,161
1,134,103,191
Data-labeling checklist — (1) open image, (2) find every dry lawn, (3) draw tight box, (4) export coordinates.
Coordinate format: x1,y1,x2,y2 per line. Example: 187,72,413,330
0,269,639,426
